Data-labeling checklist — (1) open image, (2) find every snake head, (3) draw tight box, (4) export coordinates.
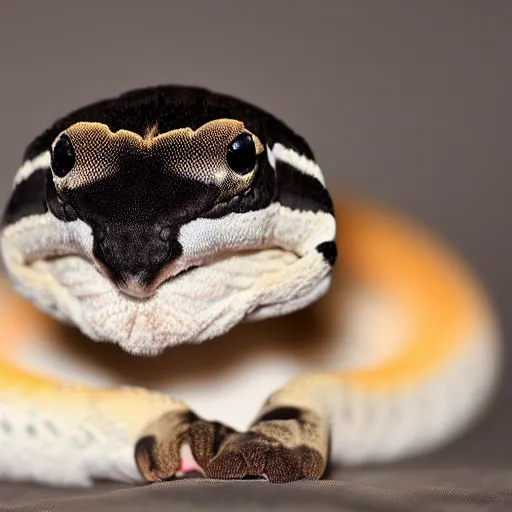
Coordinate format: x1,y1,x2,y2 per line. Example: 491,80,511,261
1,87,336,354
47,120,265,298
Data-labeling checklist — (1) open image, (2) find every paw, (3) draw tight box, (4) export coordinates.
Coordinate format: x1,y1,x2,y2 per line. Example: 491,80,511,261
135,411,237,482
203,430,325,483
187,419,239,468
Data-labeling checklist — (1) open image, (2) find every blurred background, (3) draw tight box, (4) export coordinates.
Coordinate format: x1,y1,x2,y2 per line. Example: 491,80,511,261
0,0,511,469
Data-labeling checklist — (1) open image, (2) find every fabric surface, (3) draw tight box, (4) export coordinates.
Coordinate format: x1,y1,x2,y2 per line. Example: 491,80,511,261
1,1,512,511
1,470,512,511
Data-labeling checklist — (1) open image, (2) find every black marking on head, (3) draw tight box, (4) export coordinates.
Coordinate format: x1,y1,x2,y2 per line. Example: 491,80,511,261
316,241,337,266
24,85,315,163
275,161,334,214
255,406,306,424
45,175,78,222
13,85,332,228
8,86,337,290
93,225,183,288
2,169,49,228
60,164,221,287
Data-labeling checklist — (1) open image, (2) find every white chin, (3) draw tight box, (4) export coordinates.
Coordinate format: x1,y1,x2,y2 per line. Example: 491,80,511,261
12,248,331,356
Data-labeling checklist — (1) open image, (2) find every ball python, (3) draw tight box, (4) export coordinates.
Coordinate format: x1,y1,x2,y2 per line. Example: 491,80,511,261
0,85,502,486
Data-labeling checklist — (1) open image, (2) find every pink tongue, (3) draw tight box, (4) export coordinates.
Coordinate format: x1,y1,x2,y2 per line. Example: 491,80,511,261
178,443,203,474
179,460,202,473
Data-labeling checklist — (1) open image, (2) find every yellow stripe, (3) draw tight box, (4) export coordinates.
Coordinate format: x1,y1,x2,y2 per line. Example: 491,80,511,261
0,279,69,389
333,199,495,391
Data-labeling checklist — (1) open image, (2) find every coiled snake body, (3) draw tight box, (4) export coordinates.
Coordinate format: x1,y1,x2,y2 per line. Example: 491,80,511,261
0,86,501,486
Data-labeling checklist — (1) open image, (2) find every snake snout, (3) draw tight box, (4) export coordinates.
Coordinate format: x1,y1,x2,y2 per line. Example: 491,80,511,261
92,222,182,297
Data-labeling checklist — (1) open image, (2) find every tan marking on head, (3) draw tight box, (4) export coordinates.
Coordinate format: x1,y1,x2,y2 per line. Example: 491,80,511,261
144,123,160,141
51,119,263,200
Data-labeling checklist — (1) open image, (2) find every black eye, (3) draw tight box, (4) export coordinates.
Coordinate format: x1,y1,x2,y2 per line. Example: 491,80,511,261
227,133,257,174
51,134,76,178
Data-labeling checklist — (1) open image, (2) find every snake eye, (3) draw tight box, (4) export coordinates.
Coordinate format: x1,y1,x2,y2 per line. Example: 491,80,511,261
227,133,257,175
51,134,76,178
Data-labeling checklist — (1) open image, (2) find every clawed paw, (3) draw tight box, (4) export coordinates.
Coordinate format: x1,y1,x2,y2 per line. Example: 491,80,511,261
203,431,325,483
135,411,237,482
135,411,326,484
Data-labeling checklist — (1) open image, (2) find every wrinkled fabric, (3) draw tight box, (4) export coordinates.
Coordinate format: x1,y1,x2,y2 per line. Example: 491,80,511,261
2,470,512,511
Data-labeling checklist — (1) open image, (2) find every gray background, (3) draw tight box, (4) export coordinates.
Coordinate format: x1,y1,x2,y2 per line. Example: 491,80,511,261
1,0,511,508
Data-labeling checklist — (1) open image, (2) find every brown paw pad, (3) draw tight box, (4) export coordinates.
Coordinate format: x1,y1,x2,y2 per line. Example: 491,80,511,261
204,432,325,483
187,419,238,468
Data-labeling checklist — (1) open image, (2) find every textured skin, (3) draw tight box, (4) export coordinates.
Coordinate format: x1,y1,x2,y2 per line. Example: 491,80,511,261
0,87,503,486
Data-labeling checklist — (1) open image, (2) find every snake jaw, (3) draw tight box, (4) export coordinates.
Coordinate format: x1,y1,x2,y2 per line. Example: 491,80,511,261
1,87,336,353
